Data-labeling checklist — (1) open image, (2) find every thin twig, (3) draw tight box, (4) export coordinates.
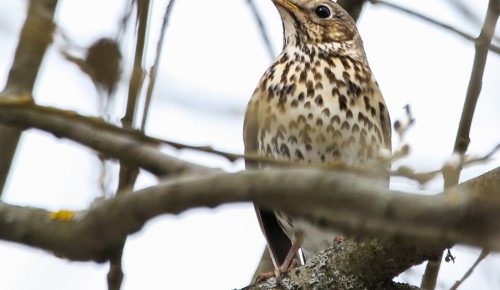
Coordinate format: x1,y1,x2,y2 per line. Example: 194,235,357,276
246,0,276,60
0,101,213,176
122,0,150,128
117,0,136,41
449,249,490,290
370,0,500,55
140,0,176,131
392,143,500,185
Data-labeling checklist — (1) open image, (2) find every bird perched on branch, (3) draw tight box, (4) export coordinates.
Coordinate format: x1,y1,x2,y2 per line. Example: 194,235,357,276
244,0,391,281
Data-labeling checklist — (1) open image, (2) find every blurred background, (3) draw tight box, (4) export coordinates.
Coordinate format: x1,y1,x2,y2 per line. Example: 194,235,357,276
0,0,499,289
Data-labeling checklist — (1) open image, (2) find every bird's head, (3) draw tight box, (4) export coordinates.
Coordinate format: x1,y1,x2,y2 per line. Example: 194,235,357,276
272,0,365,59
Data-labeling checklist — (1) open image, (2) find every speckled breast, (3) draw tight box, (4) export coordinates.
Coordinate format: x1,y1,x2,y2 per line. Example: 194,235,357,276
253,48,388,168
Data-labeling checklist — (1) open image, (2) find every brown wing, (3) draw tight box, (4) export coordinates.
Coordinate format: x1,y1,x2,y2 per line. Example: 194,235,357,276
243,96,293,267
371,84,392,185
379,99,392,154
365,69,392,166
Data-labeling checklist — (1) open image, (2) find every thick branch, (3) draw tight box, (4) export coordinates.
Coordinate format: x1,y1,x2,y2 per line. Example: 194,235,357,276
0,167,498,263
242,240,434,290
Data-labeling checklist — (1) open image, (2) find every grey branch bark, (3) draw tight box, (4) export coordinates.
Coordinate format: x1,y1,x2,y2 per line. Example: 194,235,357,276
242,239,437,290
0,166,498,261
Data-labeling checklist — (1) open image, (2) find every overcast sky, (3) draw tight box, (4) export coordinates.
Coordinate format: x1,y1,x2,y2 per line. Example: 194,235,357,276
0,0,499,289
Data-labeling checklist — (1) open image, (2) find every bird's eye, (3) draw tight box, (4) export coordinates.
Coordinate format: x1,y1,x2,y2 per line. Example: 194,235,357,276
315,5,331,19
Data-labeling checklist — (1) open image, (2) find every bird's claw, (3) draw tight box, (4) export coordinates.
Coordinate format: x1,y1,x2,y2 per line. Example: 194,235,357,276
255,258,300,285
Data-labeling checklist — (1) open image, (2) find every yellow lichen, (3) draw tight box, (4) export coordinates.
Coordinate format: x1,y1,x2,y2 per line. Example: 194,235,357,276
49,210,77,221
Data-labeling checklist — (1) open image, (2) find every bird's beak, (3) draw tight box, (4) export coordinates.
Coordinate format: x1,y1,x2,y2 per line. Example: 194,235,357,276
272,0,300,13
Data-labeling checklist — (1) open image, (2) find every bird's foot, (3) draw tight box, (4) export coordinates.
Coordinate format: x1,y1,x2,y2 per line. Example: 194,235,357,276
254,258,300,285
334,235,347,244
254,271,275,283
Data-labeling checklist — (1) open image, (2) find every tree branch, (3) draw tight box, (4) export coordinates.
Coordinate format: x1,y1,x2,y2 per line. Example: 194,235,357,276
0,166,498,263
0,101,213,176
449,249,490,290
242,239,434,290
122,0,150,128
140,0,177,131
451,0,500,158
370,0,500,55
246,0,276,60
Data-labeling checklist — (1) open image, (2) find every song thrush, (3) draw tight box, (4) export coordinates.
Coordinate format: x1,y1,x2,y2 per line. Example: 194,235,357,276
244,0,392,280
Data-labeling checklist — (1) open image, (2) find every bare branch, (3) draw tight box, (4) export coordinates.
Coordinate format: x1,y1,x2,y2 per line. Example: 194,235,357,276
0,101,213,176
392,143,500,185
141,0,177,131
445,0,482,27
370,0,500,55
122,0,150,128
0,166,498,263
449,249,490,290
242,239,433,290
246,0,276,60
451,0,500,158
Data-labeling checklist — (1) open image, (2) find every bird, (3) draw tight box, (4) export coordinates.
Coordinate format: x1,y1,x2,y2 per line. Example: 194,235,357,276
243,0,392,281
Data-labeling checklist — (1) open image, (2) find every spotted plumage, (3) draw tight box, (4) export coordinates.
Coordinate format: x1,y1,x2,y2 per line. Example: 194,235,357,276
244,0,391,271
